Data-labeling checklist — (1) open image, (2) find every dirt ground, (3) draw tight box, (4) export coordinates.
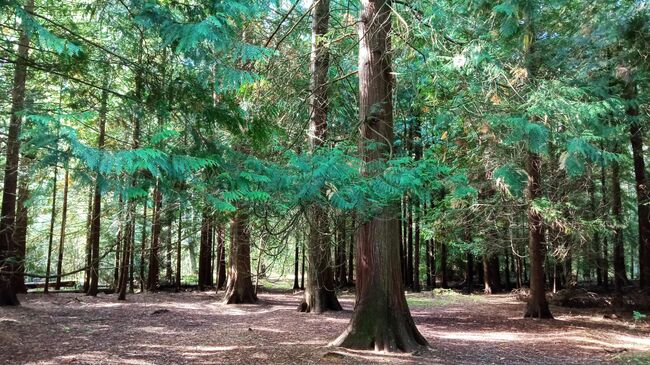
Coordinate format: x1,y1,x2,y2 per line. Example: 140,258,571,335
1,289,649,365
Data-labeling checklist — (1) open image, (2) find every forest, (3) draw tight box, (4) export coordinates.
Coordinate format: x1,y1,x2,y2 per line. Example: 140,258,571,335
0,0,649,364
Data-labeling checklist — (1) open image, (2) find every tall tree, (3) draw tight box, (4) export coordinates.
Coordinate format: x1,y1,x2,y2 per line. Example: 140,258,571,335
0,0,34,306
224,207,257,304
299,0,342,313
332,0,427,351
54,169,70,290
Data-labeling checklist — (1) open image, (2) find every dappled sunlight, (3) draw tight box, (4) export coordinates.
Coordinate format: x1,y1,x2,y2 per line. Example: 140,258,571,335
434,331,525,342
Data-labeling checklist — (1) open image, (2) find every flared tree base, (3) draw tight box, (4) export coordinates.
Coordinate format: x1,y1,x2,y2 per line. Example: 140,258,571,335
524,301,553,319
0,280,20,306
297,289,342,314
224,284,257,304
331,303,428,352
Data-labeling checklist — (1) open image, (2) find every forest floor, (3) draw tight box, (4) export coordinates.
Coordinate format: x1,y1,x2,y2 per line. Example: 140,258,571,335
1,288,649,365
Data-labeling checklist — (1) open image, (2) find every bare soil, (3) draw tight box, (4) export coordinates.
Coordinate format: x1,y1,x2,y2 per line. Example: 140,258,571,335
1,289,649,364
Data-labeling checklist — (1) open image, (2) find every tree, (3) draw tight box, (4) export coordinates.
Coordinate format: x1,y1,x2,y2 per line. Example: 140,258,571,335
0,0,34,306
224,207,257,304
332,0,427,351
299,0,342,314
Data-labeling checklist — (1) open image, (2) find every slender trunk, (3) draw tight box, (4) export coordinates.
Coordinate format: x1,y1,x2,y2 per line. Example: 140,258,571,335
224,207,257,304
129,212,135,293
504,249,511,291
147,183,162,291
466,251,474,294
348,216,354,284
524,152,553,318
140,201,147,292
198,212,211,291
301,238,306,290
217,225,226,290
337,220,348,287
406,197,414,289
440,242,448,288
612,151,627,293
625,81,650,289
333,0,427,350
425,238,431,289
413,202,421,292
44,167,58,293
483,255,492,294
175,208,182,291
83,189,93,293
54,170,69,290
87,71,109,297
0,0,33,306
114,197,123,288
293,233,300,290
117,203,134,300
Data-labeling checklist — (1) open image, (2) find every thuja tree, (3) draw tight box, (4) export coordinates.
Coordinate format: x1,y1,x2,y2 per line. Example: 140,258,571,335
332,0,427,352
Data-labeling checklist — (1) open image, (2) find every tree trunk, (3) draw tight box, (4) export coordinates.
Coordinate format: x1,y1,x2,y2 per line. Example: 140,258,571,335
12,162,29,294
301,238,306,290
0,0,33,306
54,170,69,290
524,151,553,319
224,208,257,304
198,213,212,291
625,82,650,289
117,204,134,300
348,216,355,284
147,183,162,291
612,152,627,293
406,197,414,290
44,166,58,293
87,70,109,297
332,0,427,351
140,201,148,292
176,208,182,291
293,233,300,290
464,252,474,294
440,242,449,288
216,224,226,290
299,0,341,313
413,202,421,292
83,189,93,293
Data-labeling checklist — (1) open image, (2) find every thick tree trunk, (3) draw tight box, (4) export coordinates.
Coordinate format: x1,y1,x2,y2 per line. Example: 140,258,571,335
332,0,427,351
0,0,33,306
54,170,70,290
524,152,553,319
12,163,29,294
224,208,257,304
147,184,162,291
44,167,58,293
612,153,627,293
299,205,342,313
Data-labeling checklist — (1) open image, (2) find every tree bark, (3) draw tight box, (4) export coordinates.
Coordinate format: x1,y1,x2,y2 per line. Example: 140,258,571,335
413,202,421,292
140,201,147,292
54,170,69,290
12,162,29,294
216,224,226,290
524,152,553,318
147,183,162,291
293,233,300,290
466,251,474,294
611,151,627,293
44,166,58,293
175,207,182,291
224,207,257,304
440,242,448,288
198,212,212,291
332,0,427,351
0,0,33,305
625,81,650,289
87,70,109,297
299,0,341,313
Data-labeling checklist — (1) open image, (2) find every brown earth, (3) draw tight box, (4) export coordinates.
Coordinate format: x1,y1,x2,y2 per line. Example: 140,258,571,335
1,289,649,364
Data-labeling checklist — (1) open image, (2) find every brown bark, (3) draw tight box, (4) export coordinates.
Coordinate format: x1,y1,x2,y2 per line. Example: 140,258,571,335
348,216,354,284
198,212,212,291
0,0,33,306
175,208,182,291
406,197,414,289
293,233,300,290
54,170,70,290
600,160,609,288
87,70,109,297
440,242,448,288
611,152,627,293
524,152,553,318
147,184,162,291
140,201,148,291
299,0,341,313
332,0,427,351
83,189,93,293
224,208,257,304
12,162,29,294
118,203,134,301
624,80,650,289
466,251,474,294
413,202,421,292
44,166,58,293
216,224,226,290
